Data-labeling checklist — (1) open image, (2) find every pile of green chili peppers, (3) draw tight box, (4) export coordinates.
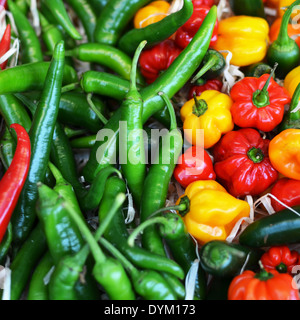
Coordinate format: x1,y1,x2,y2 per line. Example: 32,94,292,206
0,0,218,301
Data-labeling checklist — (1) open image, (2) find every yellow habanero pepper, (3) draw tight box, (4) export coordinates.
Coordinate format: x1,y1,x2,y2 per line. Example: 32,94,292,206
133,1,170,29
284,66,300,97
269,129,300,180
176,181,250,245
180,90,234,149
213,16,269,67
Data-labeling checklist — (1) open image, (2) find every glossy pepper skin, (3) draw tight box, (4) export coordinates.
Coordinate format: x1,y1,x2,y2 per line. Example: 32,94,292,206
139,39,182,84
284,66,300,97
175,5,219,49
0,24,11,70
229,0,266,18
174,146,216,188
0,124,30,243
230,74,291,132
270,178,300,212
228,269,300,300
269,129,300,180
188,79,223,99
213,128,278,198
260,246,300,275
213,16,269,67
176,180,250,245
181,90,234,149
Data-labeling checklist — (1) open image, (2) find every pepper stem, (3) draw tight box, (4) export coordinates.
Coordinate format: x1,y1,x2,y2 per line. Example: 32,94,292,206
87,93,108,125
48,162,67,185
252,63,278,108
192,93,208,117
130,40,147,92
191,54,219,83
158,91,178,131
247,147,265,164
61,82,80,93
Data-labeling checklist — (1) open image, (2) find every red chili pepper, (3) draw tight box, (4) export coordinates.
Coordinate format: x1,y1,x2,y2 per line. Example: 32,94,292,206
188,78,223,99
139,39,182,84
0,123,31,243
174,146,216,188
0,0,7,10
261,246,300,275
230,69,291,132
175,5,219,49
270,178,300,212
0,24,11,71
213,128,278,198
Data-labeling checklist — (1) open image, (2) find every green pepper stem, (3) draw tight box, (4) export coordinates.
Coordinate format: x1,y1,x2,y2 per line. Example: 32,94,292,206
87,93,108,125
276,0,300,46
130,40,147,92
191,54,219,83
192,94,208,117
252,63,278,108
48,162,67,185
146,203,188,220
61,82,80,93
127,216,170,248
158,91,178,131
62,200,107,264
247,147,264,164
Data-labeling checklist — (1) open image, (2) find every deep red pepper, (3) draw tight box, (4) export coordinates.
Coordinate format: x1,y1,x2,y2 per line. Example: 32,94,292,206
270,178,300,212
230,71,291,132
213,128,278,198
0,24,11,70
0,123,31,243
174,146,216,188
175,5,219,49
260,246,299,275
193,0,215,8
139,39,182,84
0,0,7,10
188,78,222,99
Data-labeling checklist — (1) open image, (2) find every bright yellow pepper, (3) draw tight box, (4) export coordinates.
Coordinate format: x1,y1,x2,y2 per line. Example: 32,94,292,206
213,16,269,67
133,1,170,29
284,66,300,97
269,129,300,180
176,181,251,245
180,90,234,149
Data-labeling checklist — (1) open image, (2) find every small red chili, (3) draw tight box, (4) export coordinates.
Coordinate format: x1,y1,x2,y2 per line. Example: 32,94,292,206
0,24,11,70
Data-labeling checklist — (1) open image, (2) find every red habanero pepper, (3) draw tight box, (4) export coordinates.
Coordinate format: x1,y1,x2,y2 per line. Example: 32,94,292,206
270,178,300,212
230,67,291,132
260,246,300,275
0,24,11,70
175,5,219,49
0,123,31,243
174,146,216,188
188,78,222,99
139,39,182,84
192,0,214,8
213,128,278,198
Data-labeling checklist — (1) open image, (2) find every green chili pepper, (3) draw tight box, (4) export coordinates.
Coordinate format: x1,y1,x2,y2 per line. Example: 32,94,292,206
119,40,147,208
266,0,300,79
66,43,145,85
191,49,226,83
27,252,54,300
244,62,273,78
9,223,47,300
94,0,152,46
40,0,82,40
0,223,12,265
0,128,15,171
118,0,193,55
229,0,266,18
83,5,218,183
14,0,30,15
71,134,96,149
7,0,43,64
0,62,78,96
88,0,109,12
11,41,66,246
98,176,185,279
280,82,300,131
65,0,96,42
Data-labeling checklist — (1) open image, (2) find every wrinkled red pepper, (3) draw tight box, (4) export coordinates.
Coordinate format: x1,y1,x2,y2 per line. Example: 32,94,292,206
139,39,182,84
0,24,11,70
270,178,300,212
0,123,31,243
174,146,216,188
261,246,299,275
213,128,278,198
188,78,223,99
230,71,291,132
175,5,219,49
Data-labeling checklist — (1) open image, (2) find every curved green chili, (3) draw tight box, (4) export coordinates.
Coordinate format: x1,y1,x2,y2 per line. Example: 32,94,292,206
118,0,193,55
0,223,12,265
83,5,218,183
88,0,109,12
